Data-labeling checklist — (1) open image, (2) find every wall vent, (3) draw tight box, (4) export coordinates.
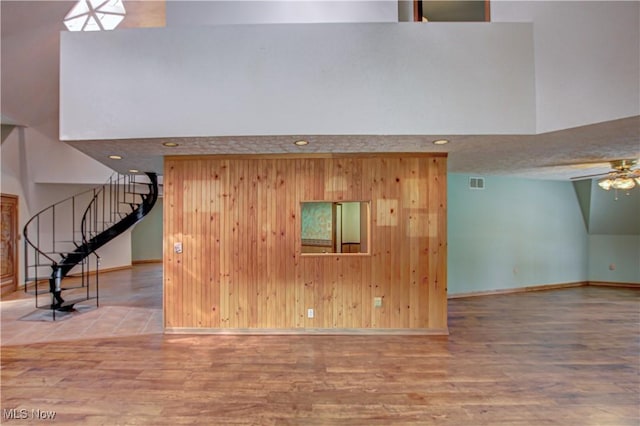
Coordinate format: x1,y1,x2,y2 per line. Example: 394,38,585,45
469,177,485,190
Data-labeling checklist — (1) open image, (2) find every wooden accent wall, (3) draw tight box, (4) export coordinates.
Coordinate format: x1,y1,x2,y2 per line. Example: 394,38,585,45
163,154,447,332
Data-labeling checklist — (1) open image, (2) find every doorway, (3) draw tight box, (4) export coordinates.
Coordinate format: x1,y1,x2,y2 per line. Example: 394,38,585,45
1,194,19,297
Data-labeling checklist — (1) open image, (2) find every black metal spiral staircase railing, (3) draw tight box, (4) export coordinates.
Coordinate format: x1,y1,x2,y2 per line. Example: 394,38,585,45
23,173,158,319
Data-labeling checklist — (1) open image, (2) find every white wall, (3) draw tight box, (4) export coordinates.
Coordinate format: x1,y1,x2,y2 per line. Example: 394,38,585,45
1,1,116,186
1,127,32,287
492,1,640,133
1,127,134,287
60,22,536,140
166,0,398,25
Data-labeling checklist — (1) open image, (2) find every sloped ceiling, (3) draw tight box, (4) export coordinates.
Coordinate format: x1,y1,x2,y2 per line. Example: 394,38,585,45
574,180,640,235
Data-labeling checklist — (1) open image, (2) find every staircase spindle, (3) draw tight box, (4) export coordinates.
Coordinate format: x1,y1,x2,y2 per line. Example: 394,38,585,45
22,173,158,318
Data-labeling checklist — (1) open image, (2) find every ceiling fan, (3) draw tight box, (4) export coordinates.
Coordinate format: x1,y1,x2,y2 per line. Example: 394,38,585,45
571,159,640,193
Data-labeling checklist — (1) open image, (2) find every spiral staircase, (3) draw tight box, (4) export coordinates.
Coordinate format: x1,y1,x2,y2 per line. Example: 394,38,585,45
23,173,158,319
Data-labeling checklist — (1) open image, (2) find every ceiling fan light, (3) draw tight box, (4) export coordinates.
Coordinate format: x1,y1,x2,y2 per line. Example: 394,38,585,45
597,178,613,190
611,177,635,190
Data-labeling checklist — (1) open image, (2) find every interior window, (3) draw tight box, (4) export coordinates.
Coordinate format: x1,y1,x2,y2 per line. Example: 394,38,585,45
300,201,370,255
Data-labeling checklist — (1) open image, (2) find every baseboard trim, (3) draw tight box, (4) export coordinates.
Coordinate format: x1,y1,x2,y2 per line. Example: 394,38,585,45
67,265,132,278
588,281,640,289
165,327,449,336
132,259,163,265
448,282,588,299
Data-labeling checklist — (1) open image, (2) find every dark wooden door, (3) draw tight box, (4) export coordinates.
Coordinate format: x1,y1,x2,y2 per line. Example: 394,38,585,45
1,194,19,297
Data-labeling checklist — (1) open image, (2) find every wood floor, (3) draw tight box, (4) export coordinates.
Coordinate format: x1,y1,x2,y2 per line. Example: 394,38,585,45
1,264,638,425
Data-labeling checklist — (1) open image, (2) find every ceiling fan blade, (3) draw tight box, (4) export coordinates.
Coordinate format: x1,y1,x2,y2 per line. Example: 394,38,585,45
570,172,610,180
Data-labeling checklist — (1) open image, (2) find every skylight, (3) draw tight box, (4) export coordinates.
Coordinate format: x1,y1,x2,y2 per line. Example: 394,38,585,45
64,0,126,32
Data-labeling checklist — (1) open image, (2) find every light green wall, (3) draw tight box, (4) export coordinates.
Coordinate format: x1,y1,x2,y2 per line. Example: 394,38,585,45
572,179,640,284
341,202,361,243
131,198,163,262
447,174,589,295
588,182,640,235
588,234,640,283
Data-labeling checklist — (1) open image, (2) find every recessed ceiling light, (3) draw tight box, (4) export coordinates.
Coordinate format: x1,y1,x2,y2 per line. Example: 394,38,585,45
108,155,122,160
432,139,449,145
163,142,179,147
294,140,309,146
128,169,139,173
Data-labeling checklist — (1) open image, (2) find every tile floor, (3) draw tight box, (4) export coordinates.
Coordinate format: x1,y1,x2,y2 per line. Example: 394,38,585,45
1,263,163,346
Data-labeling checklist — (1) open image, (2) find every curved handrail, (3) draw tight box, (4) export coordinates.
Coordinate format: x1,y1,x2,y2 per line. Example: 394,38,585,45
69,172,158,271
22,179,116,265
22,173,119,266
23,173,157,278
80,188,102,248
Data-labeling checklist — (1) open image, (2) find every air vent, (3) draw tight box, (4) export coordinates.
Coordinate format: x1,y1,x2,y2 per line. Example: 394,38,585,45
469,177,485,190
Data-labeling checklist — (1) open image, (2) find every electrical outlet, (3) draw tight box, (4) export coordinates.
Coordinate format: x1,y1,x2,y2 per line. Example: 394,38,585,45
374,297,382,308
174,242,183,254
307,308,314,318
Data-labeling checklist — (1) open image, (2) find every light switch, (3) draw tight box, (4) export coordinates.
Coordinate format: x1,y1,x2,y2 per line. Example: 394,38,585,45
174,242,183,254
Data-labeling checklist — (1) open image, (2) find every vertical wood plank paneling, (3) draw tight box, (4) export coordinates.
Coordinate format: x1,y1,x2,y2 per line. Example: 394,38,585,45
418,159,430,328
163,162,176,327
193,160,203,327
427,157,440,329
378,157,391,328
360,160,373,328
219,160,230,327
164,154,447,332
432,157,448,329
287,160,297,328
274,160,287,327
265,159,276,328
369,158,382,328
183,161,193,327
201,160,213,328
390,158,402,327
255,160,267,328
210,161,221,327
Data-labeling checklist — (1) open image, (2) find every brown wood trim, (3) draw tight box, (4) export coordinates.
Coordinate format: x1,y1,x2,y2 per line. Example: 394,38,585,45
1,193,19,298
165,152,448,162
132,259,163,265
588,281,640,289
300,252,371,258
413,0,423,22
448,282,588,299
165,327,449,336
485,0,491,22
66,265,132,278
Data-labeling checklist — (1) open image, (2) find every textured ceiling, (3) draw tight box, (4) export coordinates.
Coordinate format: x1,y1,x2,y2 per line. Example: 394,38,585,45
66,115,640,180
2,1,639,180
